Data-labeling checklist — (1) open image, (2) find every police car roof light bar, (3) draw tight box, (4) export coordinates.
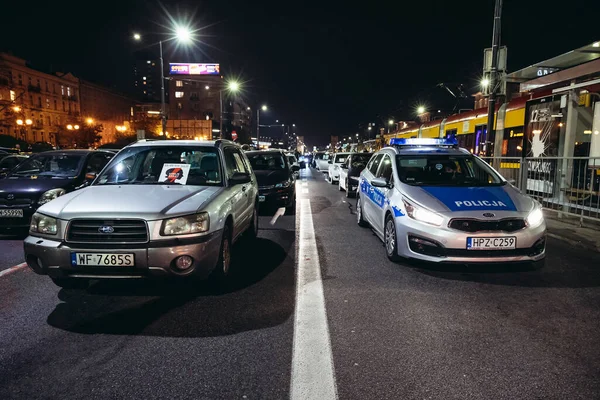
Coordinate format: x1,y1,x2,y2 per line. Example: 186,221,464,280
389,138,458,147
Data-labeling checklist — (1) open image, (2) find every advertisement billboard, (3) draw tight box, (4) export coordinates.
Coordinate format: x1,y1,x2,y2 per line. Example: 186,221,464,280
169,63,220,75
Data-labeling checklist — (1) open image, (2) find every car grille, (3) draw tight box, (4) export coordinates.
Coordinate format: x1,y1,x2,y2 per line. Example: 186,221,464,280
448,218,526,233
67,219,148,243
0,196,34,207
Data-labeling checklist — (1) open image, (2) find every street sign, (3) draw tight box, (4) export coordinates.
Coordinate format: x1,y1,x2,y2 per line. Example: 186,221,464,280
231,131,238,141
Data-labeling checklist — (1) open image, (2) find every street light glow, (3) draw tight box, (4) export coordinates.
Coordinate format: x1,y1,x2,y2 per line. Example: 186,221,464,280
388,119,394,125
86,118,94,124
292,124,295,127
228,81,240,91
25,119,33,125
12,106,20,112
66,124,73,130
133,33,141,41
261,105,268,111
417,106,426,114
481,78,490,87
73,124,80,130
16,119,23,126
175,26,192,43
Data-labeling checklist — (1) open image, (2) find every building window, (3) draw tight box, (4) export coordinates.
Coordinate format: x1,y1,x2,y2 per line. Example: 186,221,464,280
28,76,32,86
177,103,183,110
175,91,184,98
67,87,71,97
63,101,66,111
45,81,49,92
61,85,65,96
18,74,22,86
36,78,41,88
46,98,50,108
10,90,15,101
190,92,198,100
46,116,51,126
29,95,33,105
54,99,57,110
53,83,57,94
176,80,183,87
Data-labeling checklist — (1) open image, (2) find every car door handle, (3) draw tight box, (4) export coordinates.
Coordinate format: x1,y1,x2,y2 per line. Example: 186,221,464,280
242,186,247,192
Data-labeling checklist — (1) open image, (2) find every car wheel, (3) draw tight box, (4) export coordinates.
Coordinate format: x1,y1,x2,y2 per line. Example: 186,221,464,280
286,194,296,215
384,214,401,262
245,203,259,240
51,277,89,290
211,224,232,284
345,179,352,197
356,196,368,227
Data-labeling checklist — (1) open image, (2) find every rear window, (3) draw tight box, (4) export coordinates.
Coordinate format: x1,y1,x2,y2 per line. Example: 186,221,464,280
334,154,347,163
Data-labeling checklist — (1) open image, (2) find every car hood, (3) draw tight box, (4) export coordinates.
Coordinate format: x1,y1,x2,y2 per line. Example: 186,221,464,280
254,170,289,186
0,177,75,196
401,184,535,215
37,185,223,220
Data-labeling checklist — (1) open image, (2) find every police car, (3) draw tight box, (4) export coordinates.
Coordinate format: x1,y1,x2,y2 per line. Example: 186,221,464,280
355,138,546,265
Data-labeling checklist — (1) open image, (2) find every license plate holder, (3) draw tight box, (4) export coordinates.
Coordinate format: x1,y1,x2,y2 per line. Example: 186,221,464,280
259,195,266,202
467,237,516,250
71,253,135,267
0,209,24,218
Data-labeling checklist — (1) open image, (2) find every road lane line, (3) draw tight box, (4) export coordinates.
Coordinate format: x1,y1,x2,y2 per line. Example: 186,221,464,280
0,262,27,278
291,199,338,400
302,188,309,194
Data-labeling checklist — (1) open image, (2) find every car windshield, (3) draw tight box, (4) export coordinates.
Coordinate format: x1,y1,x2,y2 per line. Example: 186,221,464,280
351,154,372,169
247,153,287,170
95,146,223,186
9,153,84,179
396,155,504,186
334,154,348,163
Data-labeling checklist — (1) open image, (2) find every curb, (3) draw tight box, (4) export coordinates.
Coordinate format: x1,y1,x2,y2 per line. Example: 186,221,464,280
547,232,600,254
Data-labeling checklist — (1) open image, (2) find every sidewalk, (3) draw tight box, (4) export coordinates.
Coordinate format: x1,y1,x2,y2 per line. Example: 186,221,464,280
545,212,600,253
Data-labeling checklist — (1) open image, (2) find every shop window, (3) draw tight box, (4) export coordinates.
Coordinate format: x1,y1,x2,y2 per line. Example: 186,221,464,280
175,91,184,98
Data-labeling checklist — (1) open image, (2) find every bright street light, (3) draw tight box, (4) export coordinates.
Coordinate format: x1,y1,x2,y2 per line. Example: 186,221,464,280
175,26,192,43
66,124,73,130
25,119,33,125
417,106,426,114
261,105,268,111
205,86,210,90
227,81,240,91
86,118,94,124
133,33,141,41
292,124,296,127
368,126,372,131
16,119,23,126
73,124,80,130
481,78,490,87
388,119,394,125
12,106,20,112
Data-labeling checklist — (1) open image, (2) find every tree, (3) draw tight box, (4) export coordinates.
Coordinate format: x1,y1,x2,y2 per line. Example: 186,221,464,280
58,122,103,149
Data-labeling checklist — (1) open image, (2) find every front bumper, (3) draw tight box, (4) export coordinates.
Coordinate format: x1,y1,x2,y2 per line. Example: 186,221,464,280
23,230,223,280
396,217,547,263
259,186,295,207
0,206,37,229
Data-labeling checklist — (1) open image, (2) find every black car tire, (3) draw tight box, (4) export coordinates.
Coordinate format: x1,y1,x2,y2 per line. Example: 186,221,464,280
384,214,401,262
210,224,233,285
345,179,353,198
286,194,296,215
51,277,89,290
356,196,368,227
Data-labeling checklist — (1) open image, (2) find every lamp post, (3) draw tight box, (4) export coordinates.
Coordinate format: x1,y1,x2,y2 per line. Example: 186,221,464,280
219,81,240,139
16,118,32,142
257,105,267,143
133,27,192,139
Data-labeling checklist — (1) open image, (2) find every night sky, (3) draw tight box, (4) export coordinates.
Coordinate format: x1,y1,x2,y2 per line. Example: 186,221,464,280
2,0,599,146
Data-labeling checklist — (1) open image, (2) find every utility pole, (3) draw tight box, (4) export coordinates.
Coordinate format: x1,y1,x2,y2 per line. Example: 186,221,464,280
485,0,503,156
159,40,167,139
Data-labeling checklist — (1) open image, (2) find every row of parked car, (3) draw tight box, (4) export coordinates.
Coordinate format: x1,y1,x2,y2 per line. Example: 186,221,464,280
2,140,303,290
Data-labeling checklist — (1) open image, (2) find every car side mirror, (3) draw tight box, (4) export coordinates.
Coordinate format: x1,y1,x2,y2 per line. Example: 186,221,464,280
229,172,251,185
85,172,96,181
371,177,390,188
291,165,300,172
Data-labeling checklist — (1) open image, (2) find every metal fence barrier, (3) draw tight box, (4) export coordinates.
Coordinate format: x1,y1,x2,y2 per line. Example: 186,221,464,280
483,156,600,223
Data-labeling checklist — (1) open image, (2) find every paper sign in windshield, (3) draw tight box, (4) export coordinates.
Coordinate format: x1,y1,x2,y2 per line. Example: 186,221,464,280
159,163,191,185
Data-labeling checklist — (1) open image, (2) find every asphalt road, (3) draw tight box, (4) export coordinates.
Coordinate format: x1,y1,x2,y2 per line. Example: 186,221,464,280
1,167,600,399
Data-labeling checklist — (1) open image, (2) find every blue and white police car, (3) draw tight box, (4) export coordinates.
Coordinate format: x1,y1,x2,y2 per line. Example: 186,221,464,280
355,138,546,265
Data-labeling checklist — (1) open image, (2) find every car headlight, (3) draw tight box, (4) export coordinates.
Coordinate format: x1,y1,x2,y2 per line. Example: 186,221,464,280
402,198,444,226
275,180,292,188
161,212,209,236
30,213,58,235
38,188,66,205
526,207,544,228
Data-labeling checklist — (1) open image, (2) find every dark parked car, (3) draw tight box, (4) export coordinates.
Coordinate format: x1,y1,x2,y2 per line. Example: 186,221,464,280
338,152,373,197
246,149,299,210
0,154,29,177
0,150,115,231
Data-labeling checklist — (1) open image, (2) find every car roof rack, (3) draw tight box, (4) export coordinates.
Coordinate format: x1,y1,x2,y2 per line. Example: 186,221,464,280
389,138,458,148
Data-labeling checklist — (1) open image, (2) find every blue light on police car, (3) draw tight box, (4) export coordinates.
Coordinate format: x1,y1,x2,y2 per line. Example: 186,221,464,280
389,138,458,146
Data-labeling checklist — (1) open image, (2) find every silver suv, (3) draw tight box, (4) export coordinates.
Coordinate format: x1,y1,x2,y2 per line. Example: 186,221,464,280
23,139,259,289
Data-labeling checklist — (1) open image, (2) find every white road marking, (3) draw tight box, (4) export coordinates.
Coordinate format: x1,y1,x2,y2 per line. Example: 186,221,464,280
302,182,308,186
291,199,338,400
302,188,309,194
0,262,27,278
270,207,286,225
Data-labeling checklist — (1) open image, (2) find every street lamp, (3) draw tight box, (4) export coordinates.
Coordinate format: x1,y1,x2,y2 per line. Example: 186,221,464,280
86,118,94,124
133,26,193,139
257,105,268,140
417,106,426,114
219,80,241,139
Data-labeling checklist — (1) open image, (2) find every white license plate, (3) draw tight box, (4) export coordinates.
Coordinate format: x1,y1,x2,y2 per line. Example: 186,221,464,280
71,253,135,267
0,209,23,218
259,195,266,202
467,237,516,250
